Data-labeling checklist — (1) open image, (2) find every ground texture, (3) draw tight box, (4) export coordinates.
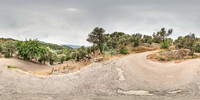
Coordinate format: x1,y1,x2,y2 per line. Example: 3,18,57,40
1,51,200,99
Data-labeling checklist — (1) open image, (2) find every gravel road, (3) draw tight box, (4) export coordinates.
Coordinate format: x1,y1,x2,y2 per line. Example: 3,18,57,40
1,51,200,99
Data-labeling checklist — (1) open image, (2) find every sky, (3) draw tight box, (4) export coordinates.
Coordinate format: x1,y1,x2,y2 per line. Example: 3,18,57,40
0,0,200,46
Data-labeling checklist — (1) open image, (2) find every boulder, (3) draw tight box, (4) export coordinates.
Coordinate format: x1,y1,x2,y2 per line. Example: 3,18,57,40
194,53,200,57
141,43,151,47
94,57,103,62
160,49,191,59
150,43,160,49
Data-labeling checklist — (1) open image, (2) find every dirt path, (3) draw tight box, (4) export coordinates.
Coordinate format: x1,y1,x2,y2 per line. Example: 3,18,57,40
0,58,70,73
1,51,200,99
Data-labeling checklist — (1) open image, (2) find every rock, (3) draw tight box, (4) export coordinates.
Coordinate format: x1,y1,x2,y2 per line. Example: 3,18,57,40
151,43,160,48
159,49,191,60
169,45,178,50
95,57,103,62
179,49,191,56
194,53,200,57
141,43,151,47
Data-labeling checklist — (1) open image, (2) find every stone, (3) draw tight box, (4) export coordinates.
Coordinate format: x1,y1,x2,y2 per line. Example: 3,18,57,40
94,57,103,62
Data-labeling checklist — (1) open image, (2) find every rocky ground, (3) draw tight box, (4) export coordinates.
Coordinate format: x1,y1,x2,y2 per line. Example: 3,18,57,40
1,51,200,99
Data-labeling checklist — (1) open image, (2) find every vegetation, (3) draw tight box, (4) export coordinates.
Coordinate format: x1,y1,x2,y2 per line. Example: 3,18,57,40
87,27,105,53
1,27,200,64
119,45,129,54
160,39,171,49
7,65,17,69
3,40,16,57
174,33,197,55
153,28,173,43
142,35,153,44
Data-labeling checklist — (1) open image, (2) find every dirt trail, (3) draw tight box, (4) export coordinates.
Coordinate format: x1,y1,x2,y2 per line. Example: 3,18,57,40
1,51,200,99
0,58,70,73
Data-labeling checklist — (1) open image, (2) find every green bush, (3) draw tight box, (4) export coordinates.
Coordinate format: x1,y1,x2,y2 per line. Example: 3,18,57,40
195,42,200,53
119,45,129,55
160,40,171,49
132,42,139,47
7,65,17,69
66,55,72,61
5,53,11,58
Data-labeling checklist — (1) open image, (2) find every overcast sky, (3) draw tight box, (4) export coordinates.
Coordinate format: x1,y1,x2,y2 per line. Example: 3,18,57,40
0,0,199,46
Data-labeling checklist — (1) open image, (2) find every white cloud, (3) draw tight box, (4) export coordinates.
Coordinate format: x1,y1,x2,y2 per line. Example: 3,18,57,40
66,8,78,12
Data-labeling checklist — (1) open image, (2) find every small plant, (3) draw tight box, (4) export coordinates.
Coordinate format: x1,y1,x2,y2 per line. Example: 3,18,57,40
132,42,139,47
119,45,129,55
7,65,17,69
160,40,171,49
5,53,11,58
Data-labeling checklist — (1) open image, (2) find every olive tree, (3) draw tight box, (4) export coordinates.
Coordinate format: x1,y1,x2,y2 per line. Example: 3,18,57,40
87,27,105,53
153,28,173,43
4,40,16,57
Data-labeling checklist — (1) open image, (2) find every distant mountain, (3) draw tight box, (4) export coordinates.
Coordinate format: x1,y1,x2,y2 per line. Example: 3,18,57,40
61,44,81,49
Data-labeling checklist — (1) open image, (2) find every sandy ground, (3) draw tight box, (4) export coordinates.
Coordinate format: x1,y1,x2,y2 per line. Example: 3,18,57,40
1,51,200,99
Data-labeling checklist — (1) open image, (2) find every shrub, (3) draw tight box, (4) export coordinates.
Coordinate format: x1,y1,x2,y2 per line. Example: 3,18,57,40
119,45,129,55
132,42,139,47
160,40,170,49
66,55,72,61
5,53,11,58
195,42,200,53
7,65,17,69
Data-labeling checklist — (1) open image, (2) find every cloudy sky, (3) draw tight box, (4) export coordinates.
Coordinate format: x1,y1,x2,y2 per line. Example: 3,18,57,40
0,0,199,46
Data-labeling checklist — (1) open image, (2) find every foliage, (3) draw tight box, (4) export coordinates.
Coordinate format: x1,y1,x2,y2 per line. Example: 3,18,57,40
195,42,200,53
58,54,66,64
3,40,16,57
130,33,142,46
174,34,196,50
160,40,171,49
132,42,139,47
5,53,11,58
119,45,129,55
174,33,197,55
87,27,105,53
16,39,43,60
69,46,87,61
141,35,153,44
0,43,3,52
153,28,173,43
47,48,58,65
7,65,17,69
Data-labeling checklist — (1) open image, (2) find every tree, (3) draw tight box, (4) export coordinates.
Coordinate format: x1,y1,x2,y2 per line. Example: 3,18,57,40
109,32,126,48
4,40,16,57
175,33,196,50
141,35,153,44
16,39,42,60
119,34,131,45
47,48,58,65
38,46,49,64
0,43,3,52
58,54,66,64
153,28,173,43
130,33,142,47
86,46,92,59
87,27,105,53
